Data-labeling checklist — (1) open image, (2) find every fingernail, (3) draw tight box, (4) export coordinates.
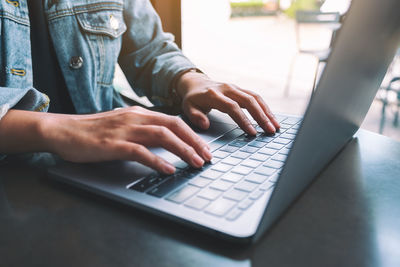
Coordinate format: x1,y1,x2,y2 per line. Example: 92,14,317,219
246,124,257,136
192,153,204,167
200,119,208,129
162,162,176,174
202,147,213,162
268,122,276,133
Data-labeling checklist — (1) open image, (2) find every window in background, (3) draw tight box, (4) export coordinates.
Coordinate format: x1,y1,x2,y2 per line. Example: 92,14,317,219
181,0,399,141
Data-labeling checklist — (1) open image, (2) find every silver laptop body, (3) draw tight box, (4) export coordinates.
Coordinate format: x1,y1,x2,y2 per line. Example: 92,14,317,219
48,0,400,243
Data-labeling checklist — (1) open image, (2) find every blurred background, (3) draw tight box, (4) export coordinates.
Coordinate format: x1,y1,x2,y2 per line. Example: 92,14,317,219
116,0,400,141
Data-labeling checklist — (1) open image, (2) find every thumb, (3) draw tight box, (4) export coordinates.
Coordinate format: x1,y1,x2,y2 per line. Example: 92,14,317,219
184,104,210,130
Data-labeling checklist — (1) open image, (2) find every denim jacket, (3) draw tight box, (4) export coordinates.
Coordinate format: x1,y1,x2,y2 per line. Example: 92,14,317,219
0,0,196,117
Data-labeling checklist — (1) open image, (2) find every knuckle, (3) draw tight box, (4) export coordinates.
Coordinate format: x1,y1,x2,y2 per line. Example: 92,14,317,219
244,95,256,106
130,143,147,156
182,145,195,156
205,87,219,97
168,116,183,129
228,101,240,111
155,126,169,139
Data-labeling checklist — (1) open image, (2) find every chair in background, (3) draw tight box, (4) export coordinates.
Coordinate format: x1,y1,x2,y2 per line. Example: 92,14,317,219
284,10,341,97
377,48,400,134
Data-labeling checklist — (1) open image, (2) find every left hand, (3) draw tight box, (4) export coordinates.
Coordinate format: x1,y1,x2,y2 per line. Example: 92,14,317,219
176,71,280,135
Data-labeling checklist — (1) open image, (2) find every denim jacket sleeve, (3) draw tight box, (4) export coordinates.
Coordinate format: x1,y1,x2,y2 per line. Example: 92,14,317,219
0,87,49,160
118,0,196,105
0,87,49,120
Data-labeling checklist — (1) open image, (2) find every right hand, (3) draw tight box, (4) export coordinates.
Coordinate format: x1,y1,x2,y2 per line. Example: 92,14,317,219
43,106,212,174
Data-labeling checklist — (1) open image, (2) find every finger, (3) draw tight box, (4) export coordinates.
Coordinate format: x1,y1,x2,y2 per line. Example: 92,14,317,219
239,88,280,129
226,88,276,134
130,126,206,168
146,114,212,161
183,103,210,130
117,142,176,174
208,90,257,135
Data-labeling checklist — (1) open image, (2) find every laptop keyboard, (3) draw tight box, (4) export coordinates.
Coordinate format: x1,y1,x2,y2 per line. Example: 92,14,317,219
128,115,301,221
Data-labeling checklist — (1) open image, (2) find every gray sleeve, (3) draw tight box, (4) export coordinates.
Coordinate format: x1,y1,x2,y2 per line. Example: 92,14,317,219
118,0,196,105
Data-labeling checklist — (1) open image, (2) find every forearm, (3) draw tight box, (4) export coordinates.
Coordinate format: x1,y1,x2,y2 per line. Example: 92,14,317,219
0,110,53,154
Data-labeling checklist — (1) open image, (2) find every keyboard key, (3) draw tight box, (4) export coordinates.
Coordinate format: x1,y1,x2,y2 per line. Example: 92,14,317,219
286,128,298,135
274,115,287,122
254,166,277,176
237,198,254,210
248,141,265,148
235,180,258,192
220,172,244,183
286,142,294,148
210,128,245,152
269,173,280,183
231,165,253,175
224,189,248,201
280,133,296,140
226,209,243,221
185,197,210,210
264,160,284,169
279,148,291,155
213,150,230,159
231,151,251,159
250,153,270,162
279,123,292,129
240,146,259,153
229,140,248,147
173,160,189,169
200,169,224,180
245,173,268,184
205,198,236,217
220,145,239,153
258,147,278,155
282,117,302,125
272,154,287,162
197,187,223,200
147,176,188,198
189,177,212,188
255,125,264,133
256,135,275,143
249,190,264,200
292,124,301,130
241,159,262,168
273,138,292,145
260,181,275,191
266,142,285,150
211,163,233,173
129,173,164,192
221,156,243,166
166,185,200,203
209,180,234,191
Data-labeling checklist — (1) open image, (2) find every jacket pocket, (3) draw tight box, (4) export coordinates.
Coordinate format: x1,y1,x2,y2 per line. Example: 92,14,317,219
74,6,127,87
75,7,127,39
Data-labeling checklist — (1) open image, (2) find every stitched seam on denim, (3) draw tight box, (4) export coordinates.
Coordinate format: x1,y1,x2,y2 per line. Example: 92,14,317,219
98,35,106,86
47,3,123,20
34,94,50,112
97,81,113,86
0,11,30,26
85,29,99,104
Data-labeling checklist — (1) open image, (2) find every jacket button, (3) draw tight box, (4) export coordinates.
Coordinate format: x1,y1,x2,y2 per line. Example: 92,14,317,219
69,56,83,69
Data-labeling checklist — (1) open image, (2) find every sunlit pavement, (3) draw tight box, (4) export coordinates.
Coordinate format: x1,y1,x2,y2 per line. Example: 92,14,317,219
181,1,399,141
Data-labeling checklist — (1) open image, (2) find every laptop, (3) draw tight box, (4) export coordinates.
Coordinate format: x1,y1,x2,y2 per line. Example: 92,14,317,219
48,0,400,243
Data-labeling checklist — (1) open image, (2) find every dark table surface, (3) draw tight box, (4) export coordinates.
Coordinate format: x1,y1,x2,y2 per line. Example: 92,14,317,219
1,129,400,267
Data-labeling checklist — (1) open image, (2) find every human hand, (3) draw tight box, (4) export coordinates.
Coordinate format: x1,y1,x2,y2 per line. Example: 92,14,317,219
43,106,212,174
176,71,280,135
